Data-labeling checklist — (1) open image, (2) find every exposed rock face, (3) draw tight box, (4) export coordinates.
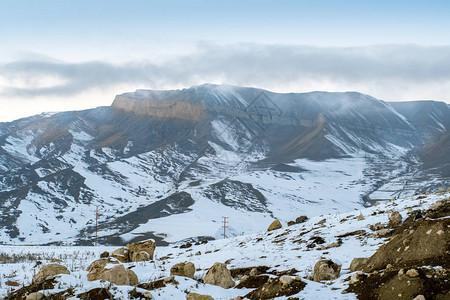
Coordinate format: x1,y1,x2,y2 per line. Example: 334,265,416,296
204,262,235,289
346,267,450,300
235,275,269,289
127,239,156,260
170,262,195,278
186,292,214,300
313,259,341,282
388,211,402,227
363,218,450,272
86,258,119,281
350,258,369,272
99,265,139,286
32,264,70,283
244,276,306,300
267,220,282,231
112,93,205,121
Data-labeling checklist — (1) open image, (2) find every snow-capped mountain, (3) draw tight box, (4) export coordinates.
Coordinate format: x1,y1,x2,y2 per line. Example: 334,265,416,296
0,84,448,245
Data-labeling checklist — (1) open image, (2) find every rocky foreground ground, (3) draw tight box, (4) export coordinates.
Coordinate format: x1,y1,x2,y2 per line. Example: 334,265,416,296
1,188,449,300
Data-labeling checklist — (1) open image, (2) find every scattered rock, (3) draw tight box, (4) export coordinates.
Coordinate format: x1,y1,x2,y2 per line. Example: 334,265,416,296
388,211,402,227
127,239,156,260
26,292,44,300
350,258,369,272
244,276,306,300
131,251,151,262
295,216,308,223
186,292,214,300
77,287,114,299
32,263,70,283
99,264,139,286
230,266,270,278
313,259,341,282
406,269,419,278
50,258,62,263
5,280,19,287
357,213,364,221
377,228,390,237
370,222,384,231
279,275,294,286
346,267,449,300
204,262,235,289
86,258,119,281
100,251,109,258
413,295,426,300
267,220,282,231
180,242,192,249
170,262,195,278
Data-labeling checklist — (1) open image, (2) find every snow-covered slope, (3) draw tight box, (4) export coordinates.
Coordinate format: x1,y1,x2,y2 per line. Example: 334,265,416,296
0,84,448,246
1,189,448,299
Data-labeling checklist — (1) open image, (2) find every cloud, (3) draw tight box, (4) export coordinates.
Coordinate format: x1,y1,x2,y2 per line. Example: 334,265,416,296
1,44,450,102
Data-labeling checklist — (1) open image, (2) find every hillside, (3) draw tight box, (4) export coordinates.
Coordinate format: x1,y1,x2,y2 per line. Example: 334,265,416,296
0,84,448,246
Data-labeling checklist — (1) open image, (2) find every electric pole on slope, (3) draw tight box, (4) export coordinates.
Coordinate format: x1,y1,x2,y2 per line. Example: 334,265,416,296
222,216,228,239
95,205,98,246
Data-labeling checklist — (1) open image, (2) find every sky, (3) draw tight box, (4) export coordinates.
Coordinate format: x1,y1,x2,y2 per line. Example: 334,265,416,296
1,0,450,122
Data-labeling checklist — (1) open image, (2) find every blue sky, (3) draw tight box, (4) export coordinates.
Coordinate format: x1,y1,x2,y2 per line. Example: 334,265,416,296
1,0,450,121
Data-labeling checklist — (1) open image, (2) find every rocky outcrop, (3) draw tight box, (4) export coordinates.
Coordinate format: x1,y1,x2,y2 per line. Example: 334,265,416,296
346,267,449,300
363,218,450,272
244,276,306,300
267,220,282,231
204,262,235,289
170,262,195,278
388,211,402,227
313,259,341,282
350,258,369,272
112,93,205,121
32,264,70,283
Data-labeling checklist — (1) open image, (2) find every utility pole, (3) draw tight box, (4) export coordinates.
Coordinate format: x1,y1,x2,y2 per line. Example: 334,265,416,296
222,216,228,239
95,205,98,246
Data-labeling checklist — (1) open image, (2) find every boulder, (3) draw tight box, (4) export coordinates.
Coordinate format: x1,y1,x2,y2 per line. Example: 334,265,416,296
86,258,119,281
170,262,195,278
99,265,139,286
186,292,214,300
127,240,156,260
313,259,341,282
32,263,70,283
204,262,235,289
26,292,44,300
132,251,151,262
295,216,308,223
111,247,129,263
388,211,402,227
350,258,369,272
267,220,282,231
